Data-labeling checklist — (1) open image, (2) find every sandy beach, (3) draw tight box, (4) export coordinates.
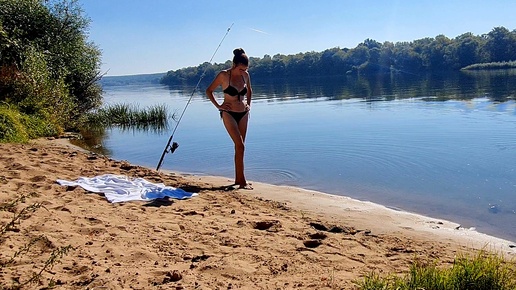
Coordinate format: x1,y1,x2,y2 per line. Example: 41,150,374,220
1,138,514,289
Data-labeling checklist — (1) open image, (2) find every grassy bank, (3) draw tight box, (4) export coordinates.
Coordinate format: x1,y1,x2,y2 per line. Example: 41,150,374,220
355,250,516,290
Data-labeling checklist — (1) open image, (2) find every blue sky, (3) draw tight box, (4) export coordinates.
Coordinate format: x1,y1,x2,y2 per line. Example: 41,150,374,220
79,0,516,76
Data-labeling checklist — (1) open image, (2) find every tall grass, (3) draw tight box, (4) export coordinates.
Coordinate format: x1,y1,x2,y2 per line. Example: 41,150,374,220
355,250,516,290
85,103,173,132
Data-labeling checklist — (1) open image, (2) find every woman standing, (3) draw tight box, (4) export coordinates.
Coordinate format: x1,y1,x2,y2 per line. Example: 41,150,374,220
206,48,253,189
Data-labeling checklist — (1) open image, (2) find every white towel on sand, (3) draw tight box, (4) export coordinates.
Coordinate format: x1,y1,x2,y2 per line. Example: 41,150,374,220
57,174,197,203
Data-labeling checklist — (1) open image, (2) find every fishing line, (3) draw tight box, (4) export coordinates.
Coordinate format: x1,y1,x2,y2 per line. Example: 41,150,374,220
156,23,234,171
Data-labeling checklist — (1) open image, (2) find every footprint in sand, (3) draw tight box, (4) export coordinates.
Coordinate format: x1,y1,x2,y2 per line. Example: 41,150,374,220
309,222,359,235
302,232,328,249
252,220,281,231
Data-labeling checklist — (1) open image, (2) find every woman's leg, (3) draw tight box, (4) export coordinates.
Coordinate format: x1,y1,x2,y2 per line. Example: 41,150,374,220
237,113,252,189
221,112,251,189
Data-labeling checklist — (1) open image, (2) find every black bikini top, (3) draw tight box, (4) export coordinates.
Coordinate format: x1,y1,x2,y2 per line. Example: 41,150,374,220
223,70,247,97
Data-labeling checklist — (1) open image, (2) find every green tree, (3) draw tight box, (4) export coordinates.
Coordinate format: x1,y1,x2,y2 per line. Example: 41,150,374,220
252,54,272,77
485,26,516,62
0,0,102,110
379,41,395,71
0,0,102,140
271,54,287,77
452,32,483,69
393,42,423,72
319,48,340,74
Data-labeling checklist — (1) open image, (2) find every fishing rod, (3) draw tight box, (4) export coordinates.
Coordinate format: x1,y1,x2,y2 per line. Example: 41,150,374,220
156,23,234,171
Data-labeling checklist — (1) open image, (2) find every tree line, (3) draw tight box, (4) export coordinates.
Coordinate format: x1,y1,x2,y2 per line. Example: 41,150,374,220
161,26,516,86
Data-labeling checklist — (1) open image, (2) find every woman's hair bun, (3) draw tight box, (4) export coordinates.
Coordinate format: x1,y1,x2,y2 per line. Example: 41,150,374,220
233,48,245,56
232,48,248,66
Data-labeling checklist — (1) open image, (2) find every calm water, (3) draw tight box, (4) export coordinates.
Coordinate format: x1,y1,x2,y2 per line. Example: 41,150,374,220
91,70,516,242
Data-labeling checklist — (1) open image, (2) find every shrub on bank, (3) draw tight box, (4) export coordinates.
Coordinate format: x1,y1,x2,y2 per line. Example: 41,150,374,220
0,105,28,142
0,48,74,142
0,0,103,142
0,105,60,143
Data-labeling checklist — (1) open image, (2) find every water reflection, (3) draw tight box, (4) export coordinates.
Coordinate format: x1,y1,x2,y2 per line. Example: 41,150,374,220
70,127,111,156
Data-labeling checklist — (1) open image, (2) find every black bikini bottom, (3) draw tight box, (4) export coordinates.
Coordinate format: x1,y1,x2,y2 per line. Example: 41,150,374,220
220,110,249,124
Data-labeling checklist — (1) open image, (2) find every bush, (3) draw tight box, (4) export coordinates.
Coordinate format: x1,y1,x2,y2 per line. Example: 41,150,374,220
0,47,74,142
17,48,76,127
0,105,28,142
0,105,59,143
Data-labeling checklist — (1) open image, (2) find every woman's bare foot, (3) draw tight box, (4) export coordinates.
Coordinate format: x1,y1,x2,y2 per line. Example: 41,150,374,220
238,183,253,190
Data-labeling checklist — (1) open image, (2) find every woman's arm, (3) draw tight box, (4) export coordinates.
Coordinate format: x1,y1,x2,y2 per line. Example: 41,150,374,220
206,71,225,109
245,72,252,108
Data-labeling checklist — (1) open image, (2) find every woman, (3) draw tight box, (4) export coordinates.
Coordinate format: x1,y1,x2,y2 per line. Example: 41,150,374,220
206,48,253,190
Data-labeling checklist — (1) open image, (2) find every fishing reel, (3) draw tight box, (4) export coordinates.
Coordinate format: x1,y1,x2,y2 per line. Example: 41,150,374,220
167,142,179,154
156,141,178,171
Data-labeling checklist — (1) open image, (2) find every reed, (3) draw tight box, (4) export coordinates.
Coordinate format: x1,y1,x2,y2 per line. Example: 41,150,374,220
85,103,173,132
462,60,516,70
